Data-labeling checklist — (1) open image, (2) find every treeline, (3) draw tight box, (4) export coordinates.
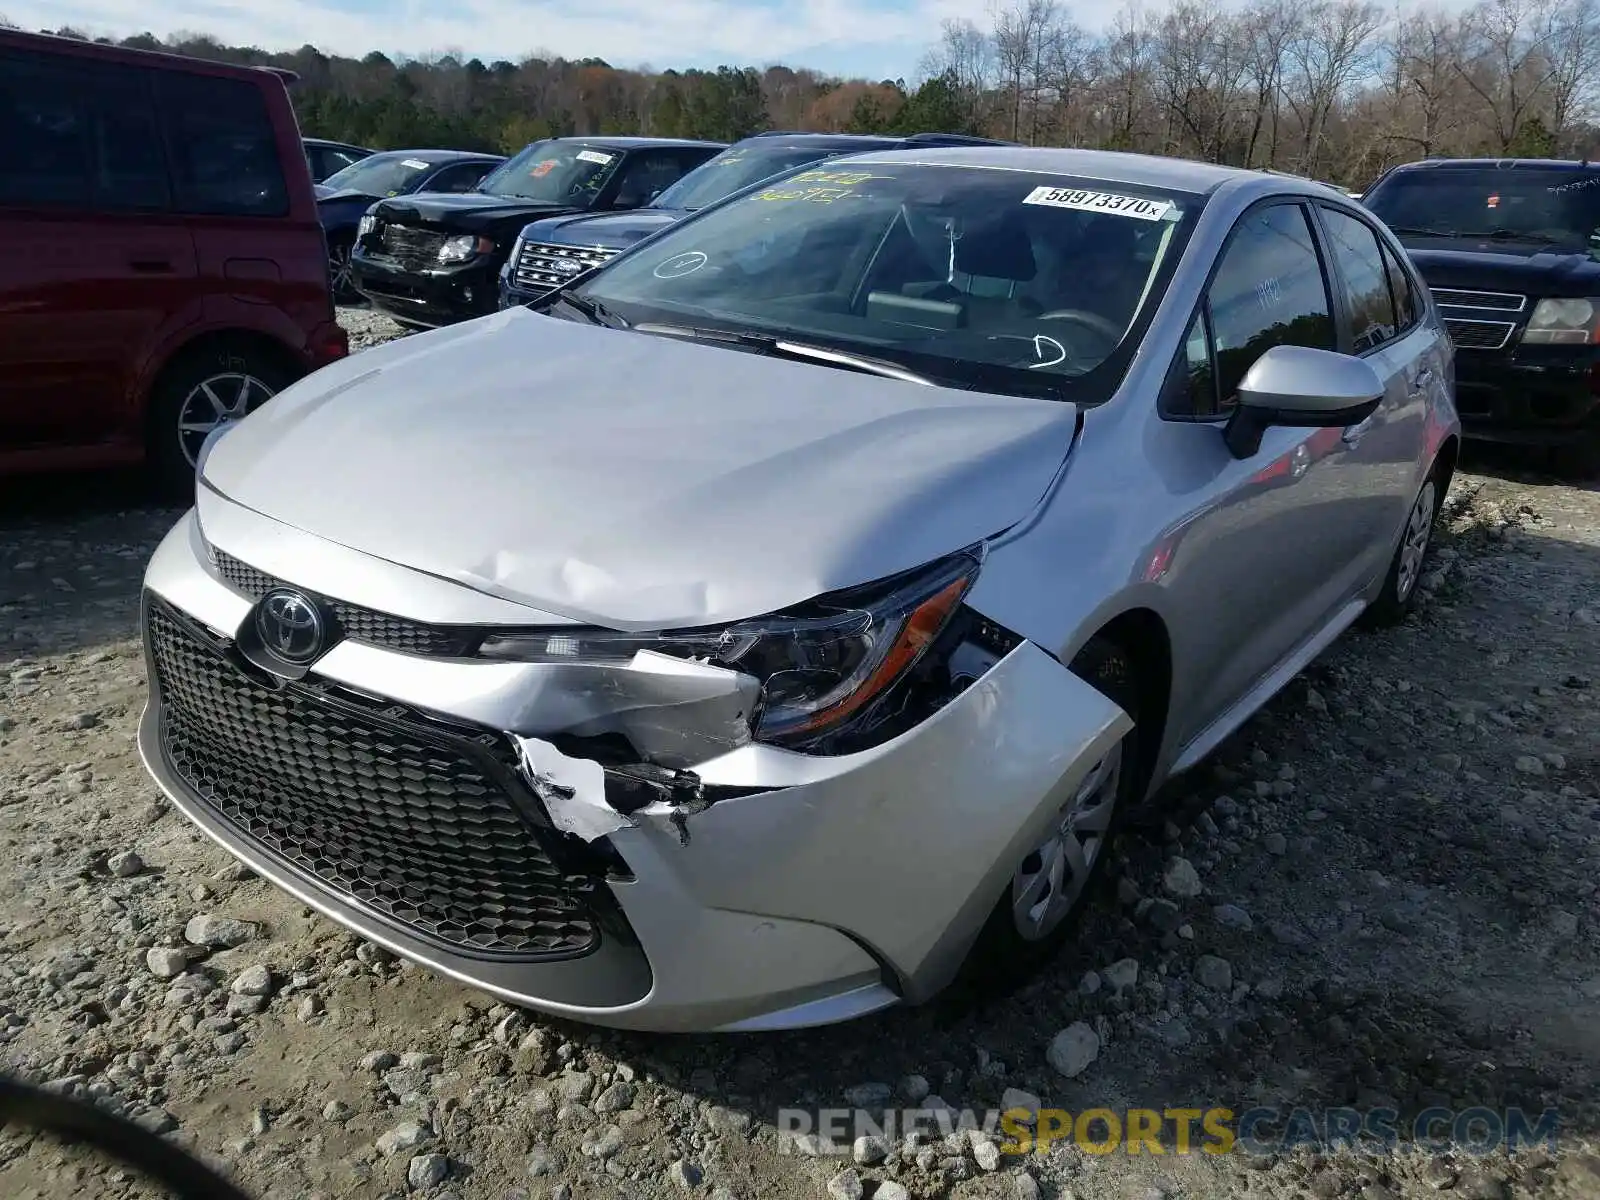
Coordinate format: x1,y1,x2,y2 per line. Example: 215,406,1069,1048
11,0,1600,189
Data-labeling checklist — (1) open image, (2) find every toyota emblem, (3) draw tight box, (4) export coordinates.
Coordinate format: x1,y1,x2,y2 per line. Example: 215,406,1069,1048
255,589,326,664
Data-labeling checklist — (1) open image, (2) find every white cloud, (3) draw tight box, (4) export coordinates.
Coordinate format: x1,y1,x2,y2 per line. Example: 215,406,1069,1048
5,0,1008,73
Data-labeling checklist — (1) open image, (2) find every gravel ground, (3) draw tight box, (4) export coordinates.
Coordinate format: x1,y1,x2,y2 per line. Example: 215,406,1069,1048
2,309,1598,1200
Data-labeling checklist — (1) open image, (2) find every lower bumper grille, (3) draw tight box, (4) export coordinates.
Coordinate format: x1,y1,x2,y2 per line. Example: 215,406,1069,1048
1443,317,1516,350
146,595,602,959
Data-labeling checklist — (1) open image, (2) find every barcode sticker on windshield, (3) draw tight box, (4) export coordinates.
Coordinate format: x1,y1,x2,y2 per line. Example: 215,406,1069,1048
576,150,614,165
401,159,431,170
1022,186,1174,221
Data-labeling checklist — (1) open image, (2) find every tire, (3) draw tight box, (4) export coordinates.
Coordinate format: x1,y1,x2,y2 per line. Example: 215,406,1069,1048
953,637,1143,998
147,343,298,501
1362,460,1446,628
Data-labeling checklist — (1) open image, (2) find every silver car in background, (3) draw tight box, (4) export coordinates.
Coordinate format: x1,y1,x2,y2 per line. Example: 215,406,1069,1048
137,148,1458,1032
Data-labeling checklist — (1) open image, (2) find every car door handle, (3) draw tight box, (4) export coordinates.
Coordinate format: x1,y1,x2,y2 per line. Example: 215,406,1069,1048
1410,367,1433,395
128,259,174,274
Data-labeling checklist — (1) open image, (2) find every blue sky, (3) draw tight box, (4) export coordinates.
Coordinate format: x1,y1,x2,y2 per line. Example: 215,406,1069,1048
1,0,1043,82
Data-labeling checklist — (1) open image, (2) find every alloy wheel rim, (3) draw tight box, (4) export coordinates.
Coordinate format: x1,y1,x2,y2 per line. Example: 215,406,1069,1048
1396,479,1437,603
1011,743,1123,942
329,244,352,294
177,373,274,467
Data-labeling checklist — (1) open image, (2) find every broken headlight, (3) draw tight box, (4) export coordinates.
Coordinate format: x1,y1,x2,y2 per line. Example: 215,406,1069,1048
478,551,981,749
438,234,492,264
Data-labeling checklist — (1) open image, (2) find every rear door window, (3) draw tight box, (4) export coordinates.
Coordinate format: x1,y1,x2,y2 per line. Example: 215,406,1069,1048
157,72,288,217
0,53,168,211
1320,206,1400,353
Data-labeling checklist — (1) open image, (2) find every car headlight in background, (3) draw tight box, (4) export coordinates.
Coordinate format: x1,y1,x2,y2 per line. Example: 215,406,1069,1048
357,213,376,238
438,234,494,264
1521,297,1600,345
478,551,982,750
503,237,525,279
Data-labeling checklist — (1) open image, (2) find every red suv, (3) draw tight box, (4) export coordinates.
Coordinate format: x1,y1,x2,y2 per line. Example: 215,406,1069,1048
0,31,348,494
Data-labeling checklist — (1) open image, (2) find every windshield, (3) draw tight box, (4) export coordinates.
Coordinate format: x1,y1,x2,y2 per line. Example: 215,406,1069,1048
322,153,436,197
479,141,623,203
572,164,1195,402
1364,167,1600,247
653,145,860,212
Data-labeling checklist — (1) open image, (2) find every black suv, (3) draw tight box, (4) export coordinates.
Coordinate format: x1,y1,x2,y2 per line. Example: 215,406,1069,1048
499,131,1015,308
1362,157,1600,465
350,136,725,327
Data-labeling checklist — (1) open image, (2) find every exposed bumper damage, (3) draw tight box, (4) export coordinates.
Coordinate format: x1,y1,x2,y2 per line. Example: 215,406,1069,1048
140,502,1132,1030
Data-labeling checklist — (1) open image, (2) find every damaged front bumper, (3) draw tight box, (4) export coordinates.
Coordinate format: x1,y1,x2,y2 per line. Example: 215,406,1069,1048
135,501,1130,1032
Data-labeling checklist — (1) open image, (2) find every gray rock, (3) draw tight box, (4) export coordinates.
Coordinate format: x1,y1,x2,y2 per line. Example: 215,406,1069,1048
1514,755,1545,776
971,1135,1001,1171
1212,903,1253,930
408,1152,449,1190
705,1104,752,1136
360,1051,398,1071
296,995,324,1021
826,1169,864,1200
322,1101,352,1123
225,994,267,1018
376,1120,434,1157
1145,899,1181,932
558,1071,594,1103
184,914,259,949
593,1081,634,1114
1103,957,1139,991
1550,909,1580,938
1046,1021,1100,1078
1263,831,1288,855
108,851,144,878
668,1159,703,1190
1001,1087,1042,1117
582,1124,624,1159
230,964,273,997
897,1073,930,1103
852,1134,891,1165
1163,857,1203,897
875,1185,911,1200
214,1032,246,1054
399,1051,442,1070
1155,1018,1192,1047
525,1147,555,1177
1194,954,1233,992
145,946,200,980
1012,1174,1042,1200
1079,969,1102,995
842,1081,892,1107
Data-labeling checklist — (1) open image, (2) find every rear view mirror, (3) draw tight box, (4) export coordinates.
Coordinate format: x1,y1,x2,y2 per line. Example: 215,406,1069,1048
1224,344,1383,458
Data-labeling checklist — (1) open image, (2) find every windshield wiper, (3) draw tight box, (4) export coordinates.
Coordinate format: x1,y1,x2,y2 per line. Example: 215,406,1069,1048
548,287,628,328
1384,224,1455,238
1457,228,1565,243
631,323,936,385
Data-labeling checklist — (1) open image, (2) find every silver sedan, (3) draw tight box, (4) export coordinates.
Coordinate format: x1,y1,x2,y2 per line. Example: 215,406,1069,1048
137,147,1458,1032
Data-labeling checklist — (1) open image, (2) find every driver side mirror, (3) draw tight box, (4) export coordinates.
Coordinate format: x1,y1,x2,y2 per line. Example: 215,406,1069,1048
1223,344,1384,458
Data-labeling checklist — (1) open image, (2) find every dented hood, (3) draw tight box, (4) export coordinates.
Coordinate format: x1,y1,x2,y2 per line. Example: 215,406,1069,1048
202,309,1077,630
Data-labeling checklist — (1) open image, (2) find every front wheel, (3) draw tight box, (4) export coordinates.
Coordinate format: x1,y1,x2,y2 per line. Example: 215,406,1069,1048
147,346,296,500
955,638,1141,997
327,236,357,303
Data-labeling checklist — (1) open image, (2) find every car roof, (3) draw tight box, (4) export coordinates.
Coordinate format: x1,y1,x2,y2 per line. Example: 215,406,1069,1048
0,27,298,85
823,145,1326,198
365,149,504,164
305,137,373,152
1387,157,1598,172
558,136,727,150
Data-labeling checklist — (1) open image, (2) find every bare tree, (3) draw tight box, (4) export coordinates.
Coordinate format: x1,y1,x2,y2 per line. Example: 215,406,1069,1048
1282,0,1386,174
1455,0,1561,152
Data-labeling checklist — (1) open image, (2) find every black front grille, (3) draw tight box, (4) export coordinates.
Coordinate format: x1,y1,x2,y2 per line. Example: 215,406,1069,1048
1443,317,1516,350
379,224,450,271
210,549,481,658
512,241,621,293
147,596,601,959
